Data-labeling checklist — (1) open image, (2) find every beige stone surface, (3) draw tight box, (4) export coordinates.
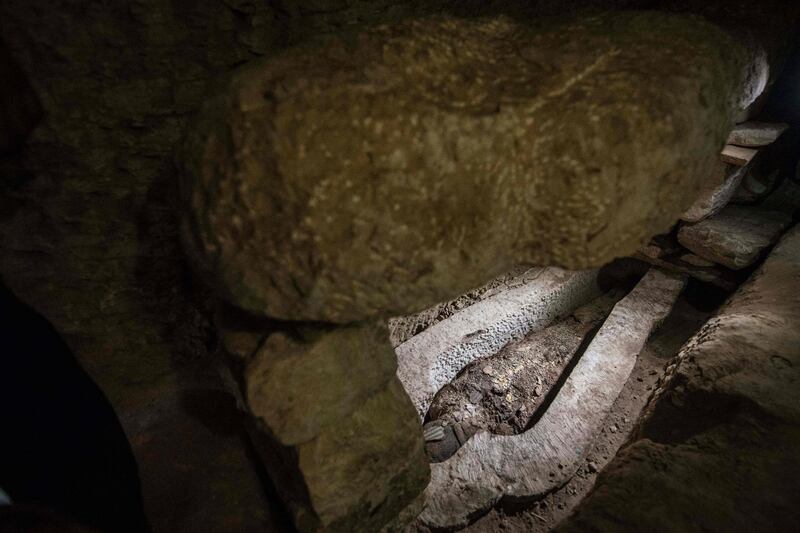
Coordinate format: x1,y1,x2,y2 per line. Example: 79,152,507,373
720,144,758,166
221,321,430,532
180,11,760,323
678,205,791,269
727,120,788,147
681,160,750,223
560,225,800,533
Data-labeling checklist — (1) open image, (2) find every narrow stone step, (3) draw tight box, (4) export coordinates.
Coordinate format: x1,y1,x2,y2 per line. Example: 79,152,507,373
681,161,750,222
720,144,758,166
395,268,600,421
561,226,800,533
726,121,788,147
418,269,686,530
677,205,792,270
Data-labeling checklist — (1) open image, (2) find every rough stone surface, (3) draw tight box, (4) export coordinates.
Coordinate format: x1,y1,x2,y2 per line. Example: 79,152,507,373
225,321,429,533
560,225,800,533
387,265,535,347
419,269,686,530
678,205,791,269
720,144,758,166
395,268,599,420
679,253,715,268
180,11,760,323
726,120,788,146
635,246,740,291
681,160,750,222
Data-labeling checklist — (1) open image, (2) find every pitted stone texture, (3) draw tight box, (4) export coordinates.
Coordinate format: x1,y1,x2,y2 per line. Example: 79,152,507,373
387,265,535,347
560,226,800,533
681,161,750,223
238,322,429,533
395,267,599,420
726,121,788,147
419,269,686,529
180,11,759,323
678,205,791,270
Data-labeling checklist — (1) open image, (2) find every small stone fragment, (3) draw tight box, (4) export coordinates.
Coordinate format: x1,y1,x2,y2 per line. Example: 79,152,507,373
587,462,599,473
726,121,788,147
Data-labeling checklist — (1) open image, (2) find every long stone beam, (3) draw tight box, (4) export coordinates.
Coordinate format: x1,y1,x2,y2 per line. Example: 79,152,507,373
419,269,686,529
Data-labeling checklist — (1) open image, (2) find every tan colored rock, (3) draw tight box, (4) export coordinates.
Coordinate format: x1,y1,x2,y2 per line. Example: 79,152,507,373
419,269,686,529
720,144,758,166
677,205,791,270
221,321,429,532
726,121,788,147
180,12,761,323
681,161,750,223
387,265,534,347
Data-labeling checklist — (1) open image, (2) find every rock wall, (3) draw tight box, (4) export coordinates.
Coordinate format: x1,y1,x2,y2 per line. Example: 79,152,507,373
560,225,800,532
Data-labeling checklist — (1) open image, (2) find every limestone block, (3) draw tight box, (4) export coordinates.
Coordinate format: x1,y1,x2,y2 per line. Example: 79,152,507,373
560,226,800,533
720,144,758,166
677,205,791,269
180,12,761,323
225,322,429,532
726,121,788,147
419,269,686,529
681,161,750,223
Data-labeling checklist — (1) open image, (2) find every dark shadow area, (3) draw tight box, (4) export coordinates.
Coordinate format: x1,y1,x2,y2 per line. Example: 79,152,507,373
0,278,150,533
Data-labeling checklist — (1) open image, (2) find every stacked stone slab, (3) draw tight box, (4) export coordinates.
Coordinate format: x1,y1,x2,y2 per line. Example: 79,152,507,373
214,315,429,533
396,268,600,420
178,10,775,532
180,12,764,324
678,205,791,270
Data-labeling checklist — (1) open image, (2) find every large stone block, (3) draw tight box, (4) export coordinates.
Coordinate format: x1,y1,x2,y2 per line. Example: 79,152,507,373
180,11,761,323
219,320,430,532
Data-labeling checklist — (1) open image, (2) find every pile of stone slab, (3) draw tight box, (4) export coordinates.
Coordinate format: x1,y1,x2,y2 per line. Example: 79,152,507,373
638,121,795,287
